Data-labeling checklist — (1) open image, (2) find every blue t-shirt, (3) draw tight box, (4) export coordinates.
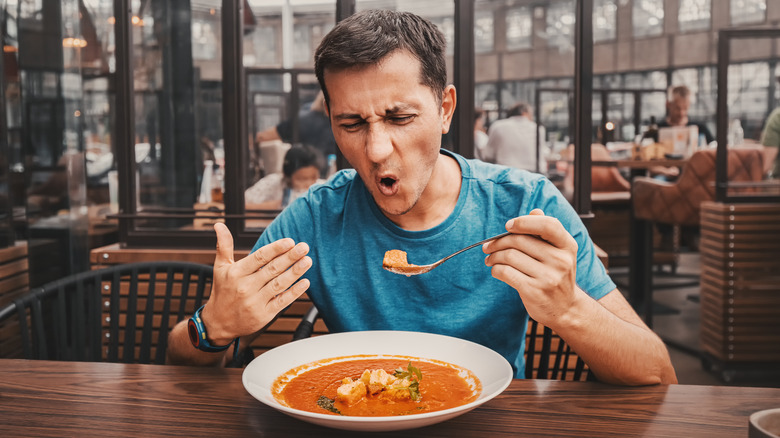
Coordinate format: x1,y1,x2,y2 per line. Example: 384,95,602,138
253,149,615,377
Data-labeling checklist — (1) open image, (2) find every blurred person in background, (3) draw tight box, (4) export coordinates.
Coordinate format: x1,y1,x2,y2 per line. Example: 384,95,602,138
650,85,715,181
483,102,546,172
255,91,336,176
473,107,489,160
245,146,324,210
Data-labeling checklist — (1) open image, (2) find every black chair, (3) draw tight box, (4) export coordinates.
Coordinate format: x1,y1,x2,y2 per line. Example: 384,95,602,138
524,318,591,381
0,261,213,364
291,305,591,381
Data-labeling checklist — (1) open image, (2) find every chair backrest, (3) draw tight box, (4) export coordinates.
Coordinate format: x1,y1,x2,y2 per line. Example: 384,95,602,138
561,144,632,199
524,318,590,381
632,147,765,226
291,305,590,381
0,261,213,364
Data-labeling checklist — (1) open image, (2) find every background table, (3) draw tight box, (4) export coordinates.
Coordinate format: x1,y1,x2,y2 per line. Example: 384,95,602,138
1,359,779,437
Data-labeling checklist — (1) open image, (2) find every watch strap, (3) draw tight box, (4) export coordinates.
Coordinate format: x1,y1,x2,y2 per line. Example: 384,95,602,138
188,305,233,352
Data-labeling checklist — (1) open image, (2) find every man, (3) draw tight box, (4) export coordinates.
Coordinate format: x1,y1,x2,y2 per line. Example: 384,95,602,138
481,103,546,172
657,85,714,144
651,85,715,180
168,10,676,385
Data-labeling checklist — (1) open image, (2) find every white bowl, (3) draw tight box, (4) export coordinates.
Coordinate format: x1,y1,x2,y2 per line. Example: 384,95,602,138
242,330,513,432
750,408,780,438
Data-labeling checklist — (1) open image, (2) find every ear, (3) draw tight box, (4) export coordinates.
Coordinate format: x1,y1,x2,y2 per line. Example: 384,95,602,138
440,85,457,134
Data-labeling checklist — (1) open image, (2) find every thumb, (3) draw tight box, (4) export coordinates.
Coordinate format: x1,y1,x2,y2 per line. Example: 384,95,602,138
213,223,235,267
529,208,545,216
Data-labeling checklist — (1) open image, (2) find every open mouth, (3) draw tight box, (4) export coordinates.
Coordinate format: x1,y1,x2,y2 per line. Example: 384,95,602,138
377,176,399,196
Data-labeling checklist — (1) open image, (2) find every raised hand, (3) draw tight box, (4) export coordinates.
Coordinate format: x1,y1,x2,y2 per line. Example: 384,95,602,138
482,209,580,326
200,223,313,345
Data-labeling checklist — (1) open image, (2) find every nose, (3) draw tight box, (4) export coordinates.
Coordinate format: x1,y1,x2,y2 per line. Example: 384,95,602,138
365,123,393,163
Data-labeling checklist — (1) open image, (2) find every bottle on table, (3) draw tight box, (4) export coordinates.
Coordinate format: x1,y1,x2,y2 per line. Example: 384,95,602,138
641,116,659,144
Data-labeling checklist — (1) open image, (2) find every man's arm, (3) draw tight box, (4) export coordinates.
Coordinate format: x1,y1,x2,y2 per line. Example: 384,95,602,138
483,209,677,385
167,223,312,366
553,287,677,385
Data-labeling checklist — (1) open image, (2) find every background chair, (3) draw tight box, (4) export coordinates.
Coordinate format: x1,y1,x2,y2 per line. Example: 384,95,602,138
632,147,765,228
292,305,591,381
0,261,213,364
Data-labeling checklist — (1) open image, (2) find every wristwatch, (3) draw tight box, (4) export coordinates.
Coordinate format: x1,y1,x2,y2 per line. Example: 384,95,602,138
188,305,233,352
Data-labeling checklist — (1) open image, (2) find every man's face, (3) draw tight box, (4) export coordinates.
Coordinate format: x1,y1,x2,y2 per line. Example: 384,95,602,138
667,94,690,126
323,50,454,219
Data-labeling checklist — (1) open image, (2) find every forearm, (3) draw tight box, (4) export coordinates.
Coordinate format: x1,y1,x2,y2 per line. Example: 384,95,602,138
550,289,678,386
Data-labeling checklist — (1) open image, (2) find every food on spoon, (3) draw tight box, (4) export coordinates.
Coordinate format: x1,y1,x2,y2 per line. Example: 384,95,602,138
382,250,422,276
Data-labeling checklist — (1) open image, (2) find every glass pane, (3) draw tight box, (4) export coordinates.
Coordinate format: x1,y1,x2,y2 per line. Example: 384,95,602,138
131,0,223,232
505,6,532,51
244,1,336,231
546,0,576,51
727,61,769,142
593,0,616,43
730,0,766,26
356,1,455,57
475,9,494,54
632,0,664,38
678,0,711,33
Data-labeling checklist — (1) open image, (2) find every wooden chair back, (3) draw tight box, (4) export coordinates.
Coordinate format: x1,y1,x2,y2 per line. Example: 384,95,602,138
632,147,765,226
0,262,213,364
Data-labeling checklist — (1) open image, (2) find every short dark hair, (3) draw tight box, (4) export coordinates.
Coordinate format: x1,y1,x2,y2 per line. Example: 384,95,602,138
314,10,448,107
283,146,321,178
507,103,531,118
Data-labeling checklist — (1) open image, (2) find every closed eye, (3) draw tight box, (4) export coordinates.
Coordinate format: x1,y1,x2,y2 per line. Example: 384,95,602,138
340,120,365,131
389,115,415,124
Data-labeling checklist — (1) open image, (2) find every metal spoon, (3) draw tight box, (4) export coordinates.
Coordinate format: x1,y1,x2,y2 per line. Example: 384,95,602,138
382,231,512,276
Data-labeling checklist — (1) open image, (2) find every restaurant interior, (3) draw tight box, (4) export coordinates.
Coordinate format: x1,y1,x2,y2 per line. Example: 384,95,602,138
2,0,780,435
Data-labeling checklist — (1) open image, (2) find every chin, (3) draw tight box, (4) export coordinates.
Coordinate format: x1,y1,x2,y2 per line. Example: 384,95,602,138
375,197,415,218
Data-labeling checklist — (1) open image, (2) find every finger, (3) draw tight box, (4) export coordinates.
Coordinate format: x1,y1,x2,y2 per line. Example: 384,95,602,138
251,243,310,288
484,235,549,265
235,238,298,277
505,214,572,250
528,208,544,216
213,223,235,267
265,278,311,316
255,255,313,298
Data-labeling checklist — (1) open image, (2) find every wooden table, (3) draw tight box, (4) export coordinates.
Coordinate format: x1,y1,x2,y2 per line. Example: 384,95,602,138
2,359,778,437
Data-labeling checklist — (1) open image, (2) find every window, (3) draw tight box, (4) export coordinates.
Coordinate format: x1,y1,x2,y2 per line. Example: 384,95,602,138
730,0,766,25
632,0,664,38
546,0,576,51
726,62,770,139
506,6,532,50
593,0,616,43
475,9,494,54
678,0,711,33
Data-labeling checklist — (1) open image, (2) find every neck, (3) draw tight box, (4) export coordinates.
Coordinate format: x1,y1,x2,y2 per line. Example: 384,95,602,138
391,153,462,231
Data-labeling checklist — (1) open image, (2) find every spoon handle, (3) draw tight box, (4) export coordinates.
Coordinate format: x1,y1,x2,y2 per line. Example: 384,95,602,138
436,231,512,265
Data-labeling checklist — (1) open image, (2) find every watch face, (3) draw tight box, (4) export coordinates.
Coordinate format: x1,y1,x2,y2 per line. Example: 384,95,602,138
188,319,200,347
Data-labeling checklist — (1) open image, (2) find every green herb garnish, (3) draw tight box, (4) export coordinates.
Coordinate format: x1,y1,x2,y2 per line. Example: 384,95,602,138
393,361,423,401
316,395,342,415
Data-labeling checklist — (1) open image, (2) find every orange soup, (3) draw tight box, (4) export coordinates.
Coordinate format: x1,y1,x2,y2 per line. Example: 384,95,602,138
272,355,481,417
